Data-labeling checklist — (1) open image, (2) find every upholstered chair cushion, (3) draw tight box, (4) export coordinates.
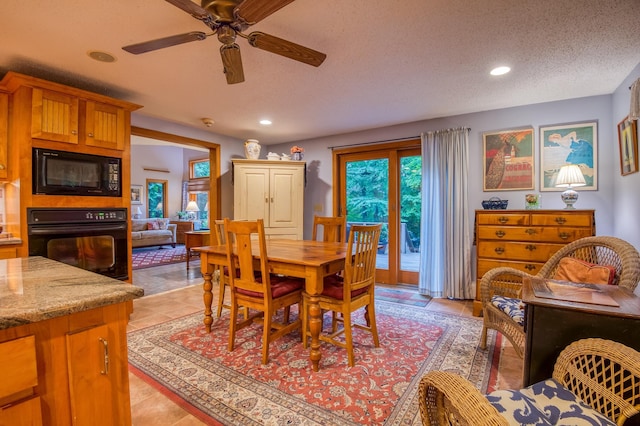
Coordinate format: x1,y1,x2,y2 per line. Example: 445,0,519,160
553,257,616,285
490,295,525,326
487,378,615,425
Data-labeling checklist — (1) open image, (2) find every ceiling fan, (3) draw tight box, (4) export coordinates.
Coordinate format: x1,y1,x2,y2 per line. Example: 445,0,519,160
122,0,326,84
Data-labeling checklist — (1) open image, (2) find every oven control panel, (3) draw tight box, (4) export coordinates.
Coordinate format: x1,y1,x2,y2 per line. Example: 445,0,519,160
27,208,128,224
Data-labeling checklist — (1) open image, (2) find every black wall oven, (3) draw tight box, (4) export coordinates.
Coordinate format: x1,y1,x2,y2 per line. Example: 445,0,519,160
28,208,128,280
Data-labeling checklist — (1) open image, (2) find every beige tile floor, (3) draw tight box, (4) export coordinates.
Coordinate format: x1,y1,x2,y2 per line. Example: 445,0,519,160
127,260,523,425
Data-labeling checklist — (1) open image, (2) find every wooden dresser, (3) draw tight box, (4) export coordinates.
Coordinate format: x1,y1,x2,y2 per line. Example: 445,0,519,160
473,209,595,316
170,220,194,244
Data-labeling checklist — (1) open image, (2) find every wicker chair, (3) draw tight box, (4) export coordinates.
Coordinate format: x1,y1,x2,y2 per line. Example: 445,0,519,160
419,338,640,425
479,236,640,358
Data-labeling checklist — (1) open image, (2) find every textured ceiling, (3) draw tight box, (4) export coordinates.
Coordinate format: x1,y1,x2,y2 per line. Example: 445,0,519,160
1,0,640,145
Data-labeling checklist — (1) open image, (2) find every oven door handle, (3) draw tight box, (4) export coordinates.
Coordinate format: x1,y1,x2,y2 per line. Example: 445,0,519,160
29,223,128,234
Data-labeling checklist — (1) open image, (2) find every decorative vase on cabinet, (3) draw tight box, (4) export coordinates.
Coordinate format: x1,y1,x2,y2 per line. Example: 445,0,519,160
244,139,261,159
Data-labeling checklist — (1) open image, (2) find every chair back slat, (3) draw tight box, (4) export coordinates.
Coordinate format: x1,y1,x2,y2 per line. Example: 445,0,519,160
224,218,272,299
344,224,381,294
312,215,347,243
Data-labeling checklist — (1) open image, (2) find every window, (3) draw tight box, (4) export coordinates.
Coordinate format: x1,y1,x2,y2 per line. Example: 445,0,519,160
189,159,210,179
147,179,167,218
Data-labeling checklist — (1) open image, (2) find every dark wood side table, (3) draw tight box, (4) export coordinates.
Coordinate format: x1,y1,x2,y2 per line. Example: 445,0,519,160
170,220,194,245
522,277,640,386
184,230,210,269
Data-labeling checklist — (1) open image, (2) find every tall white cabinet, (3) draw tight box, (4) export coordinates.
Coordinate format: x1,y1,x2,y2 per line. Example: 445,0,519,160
232,159,305,239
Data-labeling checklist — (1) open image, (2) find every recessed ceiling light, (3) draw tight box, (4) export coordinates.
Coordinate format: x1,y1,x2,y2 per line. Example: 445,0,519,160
490,66,511,76
259,119,272,126
88,50,117,63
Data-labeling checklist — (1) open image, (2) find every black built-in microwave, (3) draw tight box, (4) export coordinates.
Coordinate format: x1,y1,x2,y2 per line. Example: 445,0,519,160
32,148,122,197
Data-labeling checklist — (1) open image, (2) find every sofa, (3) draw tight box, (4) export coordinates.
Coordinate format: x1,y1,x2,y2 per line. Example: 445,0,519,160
131,218,177,249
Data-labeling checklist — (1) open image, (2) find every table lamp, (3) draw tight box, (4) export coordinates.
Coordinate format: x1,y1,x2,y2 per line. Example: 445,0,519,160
134,206,143,219
185,200,200,220
555,164,586,209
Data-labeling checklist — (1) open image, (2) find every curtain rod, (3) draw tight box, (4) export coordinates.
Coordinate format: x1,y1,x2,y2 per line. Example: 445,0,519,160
328,127,471,150
328,136,420,150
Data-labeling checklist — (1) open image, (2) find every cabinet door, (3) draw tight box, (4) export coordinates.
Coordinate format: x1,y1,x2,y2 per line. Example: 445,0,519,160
234,167,269,221
0,92,8,179
269,168,302,229
31,88,79,144
66,324,114,426
85,101,126,151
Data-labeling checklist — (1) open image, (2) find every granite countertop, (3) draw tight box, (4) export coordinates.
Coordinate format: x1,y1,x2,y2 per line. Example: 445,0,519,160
0,256,144,330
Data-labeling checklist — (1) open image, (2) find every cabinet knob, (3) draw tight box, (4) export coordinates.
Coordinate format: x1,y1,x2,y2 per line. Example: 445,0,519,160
494,247,505,254
495,230,505,238
498,217,508,224
71,130,78,135
525,228,537,235
555,217,567,224
0,164,5,170
559,232,570,240
88,132,94,138
525,264,536,271
525,244,537,251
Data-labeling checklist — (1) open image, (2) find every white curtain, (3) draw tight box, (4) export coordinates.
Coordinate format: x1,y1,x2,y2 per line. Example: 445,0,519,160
418,128,473,299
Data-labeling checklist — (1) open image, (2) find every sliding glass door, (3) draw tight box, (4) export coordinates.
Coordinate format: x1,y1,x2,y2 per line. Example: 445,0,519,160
334,140,421,285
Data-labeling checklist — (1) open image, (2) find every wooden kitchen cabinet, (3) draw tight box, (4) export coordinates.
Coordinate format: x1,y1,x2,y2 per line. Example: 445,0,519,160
31,88,126,150
0,302,132,425
473,209,595,316
232,159,305,239
0,92,8,179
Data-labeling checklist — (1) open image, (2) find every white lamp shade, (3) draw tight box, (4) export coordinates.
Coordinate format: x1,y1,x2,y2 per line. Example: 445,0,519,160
204,202,209,211
185,201,200,212
135,206,143,215
555,165,586,188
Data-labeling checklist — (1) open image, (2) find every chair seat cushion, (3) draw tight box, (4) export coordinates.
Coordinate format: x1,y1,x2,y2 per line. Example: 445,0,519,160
236,275,304,299
491,295,525,327
487,378,615,425
320,277,368,300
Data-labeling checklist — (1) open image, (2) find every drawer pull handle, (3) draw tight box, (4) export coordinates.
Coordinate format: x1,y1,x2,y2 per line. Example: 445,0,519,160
494,247,505,254
498,217,508,224
526,244,537,251
71,130,78,135
88,132,94,138
495,230,506,238
99,337,109,375
525,228,537,235
559,232,570,240
525,264,536,271
555,217,567,224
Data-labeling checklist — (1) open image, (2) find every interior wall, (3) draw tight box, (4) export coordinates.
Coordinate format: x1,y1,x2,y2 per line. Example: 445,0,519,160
611,62,640,249
271,94,617,242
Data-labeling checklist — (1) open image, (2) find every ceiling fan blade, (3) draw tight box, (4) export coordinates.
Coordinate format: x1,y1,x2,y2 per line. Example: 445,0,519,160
122,32,208,54
247,32,326,67
164,0,210,20
235,0,296,24
220,44,245,84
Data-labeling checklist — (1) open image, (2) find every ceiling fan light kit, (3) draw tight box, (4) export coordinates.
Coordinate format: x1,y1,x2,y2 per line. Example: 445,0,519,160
122,0,326,84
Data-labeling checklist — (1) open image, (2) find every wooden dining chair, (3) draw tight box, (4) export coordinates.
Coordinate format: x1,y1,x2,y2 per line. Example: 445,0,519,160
302,223,382,367
312,215,347,243
224,218,304,365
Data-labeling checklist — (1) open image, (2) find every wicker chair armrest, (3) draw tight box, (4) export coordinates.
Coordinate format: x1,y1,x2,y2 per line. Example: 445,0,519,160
419,371,508,426
479,267,533,303
553,338,640,425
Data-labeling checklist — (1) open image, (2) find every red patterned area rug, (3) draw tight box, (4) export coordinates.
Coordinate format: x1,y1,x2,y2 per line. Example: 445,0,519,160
128,302,503,425
132,246,188,270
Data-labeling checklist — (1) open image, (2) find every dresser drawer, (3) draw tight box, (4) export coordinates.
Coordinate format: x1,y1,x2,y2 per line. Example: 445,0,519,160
478,241,565,262
530,213,593,227
477,259,544,277
476,213,530,226
477,226,593,243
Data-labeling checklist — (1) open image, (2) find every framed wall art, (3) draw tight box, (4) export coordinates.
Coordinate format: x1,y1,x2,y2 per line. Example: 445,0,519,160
617,116,638,176
539,121,597,191
482,127,534,191
131,184,143,205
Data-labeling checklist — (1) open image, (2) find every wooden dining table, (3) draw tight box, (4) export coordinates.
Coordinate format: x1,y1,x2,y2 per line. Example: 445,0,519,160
193,239,348,372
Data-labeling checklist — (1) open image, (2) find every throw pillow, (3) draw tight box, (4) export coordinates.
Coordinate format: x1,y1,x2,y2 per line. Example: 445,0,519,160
553,257,616,285
147,221,160,230
157,219,169,230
